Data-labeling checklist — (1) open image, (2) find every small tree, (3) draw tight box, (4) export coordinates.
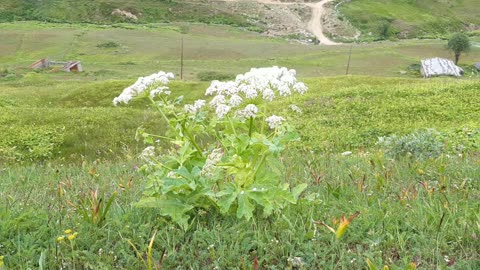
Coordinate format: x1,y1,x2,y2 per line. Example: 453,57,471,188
447,33,471,65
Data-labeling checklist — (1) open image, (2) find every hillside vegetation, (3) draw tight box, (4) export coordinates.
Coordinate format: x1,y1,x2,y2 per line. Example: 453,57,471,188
339,0,480,39
0,0,250,26
1,0,479,40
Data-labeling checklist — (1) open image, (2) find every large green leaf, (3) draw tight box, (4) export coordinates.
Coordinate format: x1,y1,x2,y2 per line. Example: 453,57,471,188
236,192,254,220
216,185,239,214
136,197,193,230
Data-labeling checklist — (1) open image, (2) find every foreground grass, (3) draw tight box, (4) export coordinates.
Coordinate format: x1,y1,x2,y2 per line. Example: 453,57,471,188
1,152,479,268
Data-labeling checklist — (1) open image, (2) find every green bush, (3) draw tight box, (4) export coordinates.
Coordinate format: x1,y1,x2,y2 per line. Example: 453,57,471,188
197,71,235,81
377,128,480,159
377,129,445,160
0,126,64,163
96,41,120,48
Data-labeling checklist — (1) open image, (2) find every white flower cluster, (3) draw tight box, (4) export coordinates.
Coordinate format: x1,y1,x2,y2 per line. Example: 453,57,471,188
201,148,224,177
205,66,307,119
184,99,206,114
113,71,174,106
139,146,155,160
265,115,285,129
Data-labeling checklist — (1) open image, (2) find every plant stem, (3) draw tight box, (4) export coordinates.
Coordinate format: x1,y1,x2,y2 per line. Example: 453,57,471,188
181,122,204,157
248,116,253,137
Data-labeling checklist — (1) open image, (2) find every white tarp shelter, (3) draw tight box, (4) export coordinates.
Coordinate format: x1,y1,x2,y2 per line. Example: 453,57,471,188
420,57,463,78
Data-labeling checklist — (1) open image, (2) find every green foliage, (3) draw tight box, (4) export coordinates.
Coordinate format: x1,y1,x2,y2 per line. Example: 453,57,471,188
0,0,252,26
196,71,235,81
377,129,445,160
96,41,120,48
447,33,471,64
1,150,479,268
292,77,480,152
339,0,478,40
0,126,64,163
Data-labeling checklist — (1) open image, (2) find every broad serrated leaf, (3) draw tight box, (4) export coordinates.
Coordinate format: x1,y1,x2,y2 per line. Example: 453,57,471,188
217,186,239,214
136,197,193,230
292,183,308,200
237,192,254,220
162,177,196,194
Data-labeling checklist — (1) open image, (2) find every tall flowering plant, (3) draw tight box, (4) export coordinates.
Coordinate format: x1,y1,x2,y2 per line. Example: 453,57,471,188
114,67,308,229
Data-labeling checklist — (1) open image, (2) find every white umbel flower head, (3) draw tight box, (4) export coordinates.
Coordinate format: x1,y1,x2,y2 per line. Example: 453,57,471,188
229,94,243,107
184,99,206,114
140,146,155,160
240,104,259,118
265,115,285,129
204,66,308,110
201,148,224,177
289,104,302,114
215,104,231,119
113,71,174,106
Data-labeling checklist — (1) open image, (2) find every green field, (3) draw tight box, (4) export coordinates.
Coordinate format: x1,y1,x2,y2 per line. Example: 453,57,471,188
1,22,479,81
1,22,480,269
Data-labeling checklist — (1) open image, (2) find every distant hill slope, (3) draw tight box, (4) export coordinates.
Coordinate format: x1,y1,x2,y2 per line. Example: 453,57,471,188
338,0,480,39
0,0,251,26
0,0,478,41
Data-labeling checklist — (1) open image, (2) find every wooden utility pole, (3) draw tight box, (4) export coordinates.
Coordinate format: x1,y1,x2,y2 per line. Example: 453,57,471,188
180,37,184,80
345,43,353,75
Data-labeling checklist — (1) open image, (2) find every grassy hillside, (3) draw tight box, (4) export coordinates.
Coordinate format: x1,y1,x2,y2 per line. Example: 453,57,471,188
339,0,480,40
0,0,250,26
2,74,479,164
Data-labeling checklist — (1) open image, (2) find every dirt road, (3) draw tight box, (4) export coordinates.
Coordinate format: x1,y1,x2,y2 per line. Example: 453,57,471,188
306,0,339,45
221,0,340,45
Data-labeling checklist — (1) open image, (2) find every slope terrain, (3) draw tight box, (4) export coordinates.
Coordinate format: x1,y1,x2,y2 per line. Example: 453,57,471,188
1,0,478,42
339,0,480,40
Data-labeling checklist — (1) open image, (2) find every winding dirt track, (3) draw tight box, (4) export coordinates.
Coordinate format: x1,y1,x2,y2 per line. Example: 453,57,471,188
222,0,340,45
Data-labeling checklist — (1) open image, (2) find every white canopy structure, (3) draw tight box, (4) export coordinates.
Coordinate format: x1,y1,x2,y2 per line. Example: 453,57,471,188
420,57,463,78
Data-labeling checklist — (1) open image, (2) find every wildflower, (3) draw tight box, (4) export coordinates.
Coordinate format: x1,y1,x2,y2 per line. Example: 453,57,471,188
215,104,231,119
201,148,224,177
241,104,259,118
243,87,258,99
262,88,275,101
315,211,360,239
209,94,226,107
149,86,171,98
113,71,174,106
68,232,78,241
293,82,308,94
289,104,302,113
229,94,243,107
56,236,65,242
140,146,155,160
184,99,206,114
64,229,72,234
341,151,352,156
265,115,285,129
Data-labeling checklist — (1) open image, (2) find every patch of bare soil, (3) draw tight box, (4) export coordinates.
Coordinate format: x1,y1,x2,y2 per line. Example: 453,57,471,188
211,0,359,45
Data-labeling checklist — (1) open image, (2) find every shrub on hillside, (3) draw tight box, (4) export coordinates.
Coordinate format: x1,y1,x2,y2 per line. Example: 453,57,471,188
377,129,445,160
197,71,235,81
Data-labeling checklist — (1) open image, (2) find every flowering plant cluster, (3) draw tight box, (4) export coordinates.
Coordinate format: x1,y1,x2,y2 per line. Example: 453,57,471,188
114,66,308,229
